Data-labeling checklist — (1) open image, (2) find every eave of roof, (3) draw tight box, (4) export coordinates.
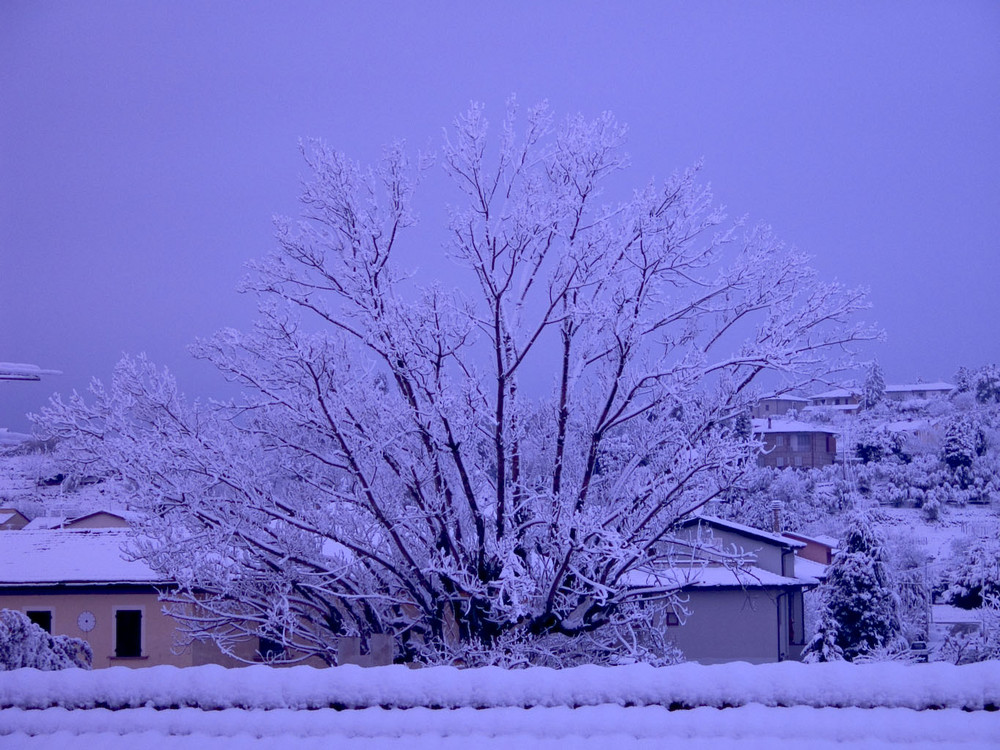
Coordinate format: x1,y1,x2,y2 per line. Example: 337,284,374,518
680,515,806,549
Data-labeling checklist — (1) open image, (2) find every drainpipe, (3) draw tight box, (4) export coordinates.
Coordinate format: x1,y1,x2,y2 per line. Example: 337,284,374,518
776,592,785,662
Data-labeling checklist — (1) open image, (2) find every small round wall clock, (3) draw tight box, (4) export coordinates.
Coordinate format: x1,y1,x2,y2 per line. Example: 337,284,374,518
77,611,96,632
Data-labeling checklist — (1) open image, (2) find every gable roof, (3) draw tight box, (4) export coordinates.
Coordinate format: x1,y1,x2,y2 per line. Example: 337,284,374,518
0,530,167,586
679,515,805,550
64,510,129,528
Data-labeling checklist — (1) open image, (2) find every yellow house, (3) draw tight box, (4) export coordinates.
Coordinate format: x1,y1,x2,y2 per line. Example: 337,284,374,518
0,527,244,668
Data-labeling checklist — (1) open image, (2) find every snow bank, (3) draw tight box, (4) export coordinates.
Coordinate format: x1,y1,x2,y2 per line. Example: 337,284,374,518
2,705,999,744
0,661,997,712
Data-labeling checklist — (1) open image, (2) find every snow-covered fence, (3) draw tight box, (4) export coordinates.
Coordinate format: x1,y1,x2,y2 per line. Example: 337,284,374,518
1,662,998,712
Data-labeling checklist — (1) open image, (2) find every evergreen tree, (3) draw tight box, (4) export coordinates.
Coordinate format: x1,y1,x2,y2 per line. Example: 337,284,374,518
860,360,886,410
803,514,904,662
941,413,987,489
973,364,1000,405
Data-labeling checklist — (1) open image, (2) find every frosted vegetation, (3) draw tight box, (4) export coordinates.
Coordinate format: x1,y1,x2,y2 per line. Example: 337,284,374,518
720,362,1000,663
0,609,91,672
28,101,875,668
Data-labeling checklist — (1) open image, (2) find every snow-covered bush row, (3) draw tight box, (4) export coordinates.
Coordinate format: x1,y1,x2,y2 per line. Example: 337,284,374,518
1,662,997,712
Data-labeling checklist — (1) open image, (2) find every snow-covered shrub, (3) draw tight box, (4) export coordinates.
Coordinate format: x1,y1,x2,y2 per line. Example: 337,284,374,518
937,596,1000,664
940,537,1000,610
886,532,932,643
0,609,92,671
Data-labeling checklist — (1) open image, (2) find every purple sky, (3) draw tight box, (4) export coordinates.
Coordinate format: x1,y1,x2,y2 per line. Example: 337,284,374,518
2,2,999,432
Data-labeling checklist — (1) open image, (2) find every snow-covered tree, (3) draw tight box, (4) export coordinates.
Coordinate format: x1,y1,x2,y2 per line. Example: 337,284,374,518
804,514,905,662
37,102,874,666
0,609,92,670
941,413,987,491
940,537,1000,610
860,360,886,411
973,364,1000,405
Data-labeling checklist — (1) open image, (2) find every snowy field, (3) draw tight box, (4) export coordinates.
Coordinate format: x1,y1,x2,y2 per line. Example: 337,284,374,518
2,662,998,748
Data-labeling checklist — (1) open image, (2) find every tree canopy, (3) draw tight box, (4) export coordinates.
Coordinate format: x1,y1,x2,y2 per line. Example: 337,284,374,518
38,102,873,666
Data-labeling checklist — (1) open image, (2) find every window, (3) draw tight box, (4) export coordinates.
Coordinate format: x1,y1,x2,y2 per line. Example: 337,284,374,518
775,435,785,447
257,636,285,661
26,610,53,633
776,456,785,467
114,609,143,657
665,612,680,627
794,456,803,467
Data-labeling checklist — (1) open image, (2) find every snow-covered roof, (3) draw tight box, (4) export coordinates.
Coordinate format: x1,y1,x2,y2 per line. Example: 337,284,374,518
885,382,953,393
752,418,838,435
626,563,814,591
783,531,839,549
811,388,858,400
681,514,806,549
0,530,167,586
792,556,828,582
0,362,61,380
931,605,984,625
23,516,66,530
759,395,810,403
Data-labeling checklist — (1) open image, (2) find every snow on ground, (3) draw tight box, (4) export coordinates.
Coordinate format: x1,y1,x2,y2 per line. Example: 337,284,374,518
1,662,998,748
2,704,999,749
878,503,997,565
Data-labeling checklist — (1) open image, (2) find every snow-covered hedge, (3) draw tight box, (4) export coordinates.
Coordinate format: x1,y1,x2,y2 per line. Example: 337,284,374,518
1,661,997,712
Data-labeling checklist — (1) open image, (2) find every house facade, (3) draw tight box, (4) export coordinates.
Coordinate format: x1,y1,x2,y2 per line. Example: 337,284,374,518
0,528,249,669
750,396,809,419
884,382,953,402
635,516,821,664
753,418,838,469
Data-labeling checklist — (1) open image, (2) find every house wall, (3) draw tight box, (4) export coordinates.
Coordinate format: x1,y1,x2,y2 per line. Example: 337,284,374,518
667,589,785,664
1,587,240,669
0,511,29,530
750,399,808,419
65,513,129,529
885,388,950,402
783,535,834,565
759,432,836,469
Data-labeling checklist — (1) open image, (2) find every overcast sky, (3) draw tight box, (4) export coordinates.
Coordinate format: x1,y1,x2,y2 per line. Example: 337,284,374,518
2,2,998,432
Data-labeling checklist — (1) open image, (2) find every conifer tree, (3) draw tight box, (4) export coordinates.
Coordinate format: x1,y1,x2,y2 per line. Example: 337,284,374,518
804,513,904,661
860,360,886,411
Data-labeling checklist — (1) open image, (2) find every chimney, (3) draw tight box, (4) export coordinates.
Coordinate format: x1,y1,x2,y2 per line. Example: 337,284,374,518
767,416,772,429
770,500,783,533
